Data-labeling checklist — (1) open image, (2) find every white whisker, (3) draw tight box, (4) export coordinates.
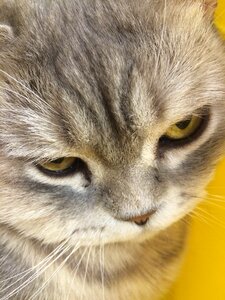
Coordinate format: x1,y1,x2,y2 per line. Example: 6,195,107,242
99,230,105,300
0,238,70,286
29,243,82,300
1,241,72,300
0,70,44,102
80,245,93,300
153,0,167,80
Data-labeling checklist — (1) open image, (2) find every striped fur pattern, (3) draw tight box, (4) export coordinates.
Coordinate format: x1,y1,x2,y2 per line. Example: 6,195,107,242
0,0,224,299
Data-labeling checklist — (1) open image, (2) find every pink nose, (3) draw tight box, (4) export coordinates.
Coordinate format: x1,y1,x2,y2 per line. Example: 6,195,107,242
126,210,156,226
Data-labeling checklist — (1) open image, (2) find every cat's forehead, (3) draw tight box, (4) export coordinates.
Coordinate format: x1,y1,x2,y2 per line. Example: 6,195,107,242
32,3,222,126
23,0,222,114
1,0,224,163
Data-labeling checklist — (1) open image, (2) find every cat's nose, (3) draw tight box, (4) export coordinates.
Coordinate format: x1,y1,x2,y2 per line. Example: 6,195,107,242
126,210,157,226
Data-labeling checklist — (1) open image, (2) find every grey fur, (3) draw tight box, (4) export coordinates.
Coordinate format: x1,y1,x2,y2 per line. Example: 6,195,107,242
0,0,224,299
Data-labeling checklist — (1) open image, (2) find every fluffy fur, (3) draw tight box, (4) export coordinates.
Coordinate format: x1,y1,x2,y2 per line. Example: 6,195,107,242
0,0,225,299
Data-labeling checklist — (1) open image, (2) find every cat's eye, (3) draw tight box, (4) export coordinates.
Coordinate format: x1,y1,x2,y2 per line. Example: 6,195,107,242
38,157,80,176
164,115,202,140
159,109,209,150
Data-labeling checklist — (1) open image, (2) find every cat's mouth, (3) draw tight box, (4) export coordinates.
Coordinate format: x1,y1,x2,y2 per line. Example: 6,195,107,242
68,215,161,246
68,191,201,247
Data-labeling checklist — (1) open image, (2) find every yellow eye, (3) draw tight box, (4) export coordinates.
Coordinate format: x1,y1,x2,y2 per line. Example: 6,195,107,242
165,115,202,140
39,157,77,174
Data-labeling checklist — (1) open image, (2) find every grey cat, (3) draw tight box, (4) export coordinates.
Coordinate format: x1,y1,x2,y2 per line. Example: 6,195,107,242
0,0,224,299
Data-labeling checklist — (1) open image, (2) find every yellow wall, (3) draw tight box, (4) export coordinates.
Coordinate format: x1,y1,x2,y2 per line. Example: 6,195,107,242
164,2,225,299
169,159,225,300
215,0,225,38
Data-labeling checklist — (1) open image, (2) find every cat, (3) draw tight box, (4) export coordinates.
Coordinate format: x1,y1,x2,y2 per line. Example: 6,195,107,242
0,0,224,299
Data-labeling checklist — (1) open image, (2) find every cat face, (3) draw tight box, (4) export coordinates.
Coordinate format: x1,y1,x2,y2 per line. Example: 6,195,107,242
0,0,225,247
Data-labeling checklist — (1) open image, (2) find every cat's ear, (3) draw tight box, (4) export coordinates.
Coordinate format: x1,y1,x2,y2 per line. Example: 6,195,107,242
202,0,217,19
0,24,14,43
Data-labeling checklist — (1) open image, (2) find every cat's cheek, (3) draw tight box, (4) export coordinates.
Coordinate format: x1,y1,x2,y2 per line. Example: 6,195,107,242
148,187,202,232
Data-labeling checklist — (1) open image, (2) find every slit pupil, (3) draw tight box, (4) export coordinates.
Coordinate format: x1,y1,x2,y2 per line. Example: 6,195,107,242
52,158,64,164
176,119,191,130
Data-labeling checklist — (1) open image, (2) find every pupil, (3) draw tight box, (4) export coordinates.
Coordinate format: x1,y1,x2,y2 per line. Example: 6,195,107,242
52,158,64,164
176,119,191,130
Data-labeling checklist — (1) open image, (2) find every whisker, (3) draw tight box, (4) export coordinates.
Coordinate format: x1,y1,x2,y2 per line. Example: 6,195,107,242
0,70,44,103
194,207,225,229
91,244,96,289
32,229,99,300
186,194,225,228
99,230,105,300
65,245,89,300
202,199,225,210
0,249,13,270
153,0,167,81
1,241,72,300
206,192,225,201
0,87,58,116
64,232,98,300
0,237,70,286
190,211,215,228
29,242,84,300
67,237,97,300
185,192,225,203
180,217,192,227
80,245,93,300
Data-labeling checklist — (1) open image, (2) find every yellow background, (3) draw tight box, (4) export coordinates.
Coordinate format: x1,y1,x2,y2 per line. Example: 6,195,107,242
164,1,225,299
167,159,225,300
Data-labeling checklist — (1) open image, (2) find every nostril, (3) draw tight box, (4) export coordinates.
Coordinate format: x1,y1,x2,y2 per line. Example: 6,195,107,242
126,210,157,226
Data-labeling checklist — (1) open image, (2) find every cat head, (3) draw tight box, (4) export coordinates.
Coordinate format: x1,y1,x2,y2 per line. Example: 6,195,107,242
0,0,224,246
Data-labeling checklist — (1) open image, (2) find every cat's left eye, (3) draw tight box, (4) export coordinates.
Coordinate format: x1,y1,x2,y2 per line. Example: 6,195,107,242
159,111,208,150
164,115,202,140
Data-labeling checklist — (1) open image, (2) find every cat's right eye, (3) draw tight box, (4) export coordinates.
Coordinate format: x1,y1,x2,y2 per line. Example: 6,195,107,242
37,157,82,177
